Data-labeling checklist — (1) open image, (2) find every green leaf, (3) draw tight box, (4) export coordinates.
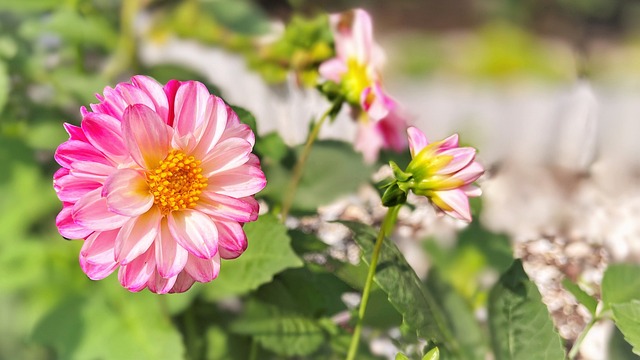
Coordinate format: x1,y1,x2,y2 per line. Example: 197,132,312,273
33,287,185,360
340,221,458,353
602,264,640,309
261,141,373,213
202,214,302,300
230,300,326,356
608,326,639,360
255,132,289,162
488,260,565,360
611,300,640,356
562,278,598,316
0,61,8,115
425,271,486,359
0,0,58,12
423,347,440,360
396,353,410,360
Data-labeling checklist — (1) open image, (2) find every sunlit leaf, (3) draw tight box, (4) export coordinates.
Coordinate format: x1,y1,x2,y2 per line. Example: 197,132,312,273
340,221,459,354
611,300,640,356
562,278,598,316
202,214,302,300
488,260,565,360
602,263,640,309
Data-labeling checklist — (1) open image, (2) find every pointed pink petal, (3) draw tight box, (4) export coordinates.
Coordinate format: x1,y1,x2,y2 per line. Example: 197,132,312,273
218,122,255,147
439,133,459,150
56,205,93,239
319,58,347,82
207,164,266,198
184,252,220,282
361,84,393,121
462,184,482,197
147,271,178,294
407,127,428,157
115,207,161,265
200,138,252,176
81,229,119,265
63,123,88,142
450,161,484,184
102,168,154,217
131,76,170,123
196,192,259,222
80,253,118,280
350,9,375,62
191,96,228,159
169,271,196,293
432,189,472,222
73,188,130,232
82,113,128,162
118,246,156,292
54,174,101,203
69,161,113,182
173,81,211,139
163,79,182,126
377,109,408,152
122,104,172,169
436,148,476,175
216,220,247,259
55,140,113,168
155,218,188,278
168,210,219,259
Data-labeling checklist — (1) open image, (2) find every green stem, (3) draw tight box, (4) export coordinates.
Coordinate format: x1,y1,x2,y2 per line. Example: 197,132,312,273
346,205,401,360
568,315,598,360
279,105,333,221
248,338,259,360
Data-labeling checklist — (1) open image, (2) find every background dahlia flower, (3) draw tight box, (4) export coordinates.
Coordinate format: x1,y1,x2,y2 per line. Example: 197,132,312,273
53,76,266,293
387,127,484,221
319,8,407,163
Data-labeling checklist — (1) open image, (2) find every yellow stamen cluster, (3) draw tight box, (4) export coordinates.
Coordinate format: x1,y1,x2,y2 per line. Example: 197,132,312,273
147,150,207,215
343,58,373,105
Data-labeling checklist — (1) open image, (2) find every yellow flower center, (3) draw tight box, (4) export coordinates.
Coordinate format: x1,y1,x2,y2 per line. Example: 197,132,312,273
147,150,207,216
342,58,374,105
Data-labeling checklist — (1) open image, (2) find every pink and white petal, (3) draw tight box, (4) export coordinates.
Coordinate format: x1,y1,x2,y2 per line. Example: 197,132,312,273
216,220,247,259
98,85,129,118
191,97,228,159
118,246,156,292
122,104,172,169
431,189,472,222
319,58,347,82
407,127,429,157
361,84,393,121
169,271,196,293
436,148,476,175
196,192,259,222
163,79,182,126
207,165,267,198
350,9,375,62
81,229,119,265
72,188,130,232
147,271,178,294
377,110,408,152
54,174,101,203
173,81,211,139
184,252,220,283
55,140,113,168
131,76,170,122
200,138,252,176
218,123,255,147
155,218,189,278
69,161,114,183
63,123,88,142
82,112,128,161
115,207,161,265
450,161,484,184
56,205,93,239
354,121,384,164
438,133,459,150
102,168,154,217
461,184,482,197
168,210,219,259
80,253,118,280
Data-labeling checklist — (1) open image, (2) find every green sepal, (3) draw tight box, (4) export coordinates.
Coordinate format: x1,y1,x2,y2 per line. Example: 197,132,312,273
381,182,407,207
390,161,411,182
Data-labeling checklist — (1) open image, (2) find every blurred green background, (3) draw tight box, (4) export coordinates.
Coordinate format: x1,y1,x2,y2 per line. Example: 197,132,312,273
0,0,637,359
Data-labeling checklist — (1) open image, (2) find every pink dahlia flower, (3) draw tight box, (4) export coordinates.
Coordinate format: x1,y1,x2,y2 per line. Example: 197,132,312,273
319,8,407,163
53,76,266,293
401,127,484,222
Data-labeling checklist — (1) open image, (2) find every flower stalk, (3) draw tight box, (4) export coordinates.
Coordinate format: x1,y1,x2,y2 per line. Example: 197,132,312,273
346,204,401,360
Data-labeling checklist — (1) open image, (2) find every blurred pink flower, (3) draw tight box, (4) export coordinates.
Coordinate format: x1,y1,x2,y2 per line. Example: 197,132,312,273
402,127,484,221
53,76,266,293
319,8,407,162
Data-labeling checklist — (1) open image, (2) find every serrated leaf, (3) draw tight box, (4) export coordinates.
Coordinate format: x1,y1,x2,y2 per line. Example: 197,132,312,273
340,221,458,353
488,260,565,360
611,300,640,355
562,278,598,316
608,326,639,360
602,264,640,309
33,288,185,360
202,214,302,300
231,300,326,356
